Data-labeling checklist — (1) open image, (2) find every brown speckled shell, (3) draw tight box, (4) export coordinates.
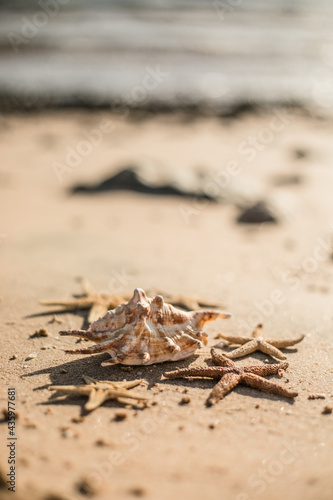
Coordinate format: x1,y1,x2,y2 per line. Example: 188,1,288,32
60,288,231,366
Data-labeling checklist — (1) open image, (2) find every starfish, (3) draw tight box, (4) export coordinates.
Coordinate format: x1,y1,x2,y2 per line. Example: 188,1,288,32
164,348,298,406
49,375,149,411
39,278,221,323
215,323,304,360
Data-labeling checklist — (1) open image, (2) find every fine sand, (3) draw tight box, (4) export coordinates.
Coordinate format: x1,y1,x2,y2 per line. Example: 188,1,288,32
0,110,333,500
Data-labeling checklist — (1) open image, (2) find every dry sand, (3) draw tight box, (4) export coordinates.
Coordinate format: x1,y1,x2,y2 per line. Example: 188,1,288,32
0,110,333,500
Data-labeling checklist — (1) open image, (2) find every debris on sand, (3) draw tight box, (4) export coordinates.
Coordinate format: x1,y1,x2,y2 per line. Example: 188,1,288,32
271,174,303,186
29,328,49,338
49,375,149,411
237,201,278,224
322,405,332,415
70,164,215,200
25,353,37,361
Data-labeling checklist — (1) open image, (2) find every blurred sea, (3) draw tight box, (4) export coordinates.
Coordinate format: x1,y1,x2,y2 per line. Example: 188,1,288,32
0,0,333,113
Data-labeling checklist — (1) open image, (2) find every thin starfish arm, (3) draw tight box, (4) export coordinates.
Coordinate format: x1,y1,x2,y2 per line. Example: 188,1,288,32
225,339,259,359
88,302,109,323
259,342,286,360
105,296,130,310
49,385,92,394
266,335,305,348
39,298,93,310
86,388,110,410
252,323,264,338
211,348,236,367
116,380,145,389
164,367,226,380
241,373,298,398
80,277,94,295
110,389,149,401
244,361,289,376
207,373,241,406
85,389,148,411
82,374,98,384
155,293,218,311
81,375,145,389
215,333,251,344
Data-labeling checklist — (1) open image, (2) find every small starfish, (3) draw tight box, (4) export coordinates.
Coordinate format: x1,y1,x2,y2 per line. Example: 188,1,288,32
164,348,298,406
40,278,221,323
40,278,128,324
215,323,304,360
49,375,149,411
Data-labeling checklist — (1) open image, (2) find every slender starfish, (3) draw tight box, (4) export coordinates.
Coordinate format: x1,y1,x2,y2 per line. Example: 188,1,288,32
40,279,128,324
39,278,221,323
215,323,304,360
164,348,298,406
49,375,149,411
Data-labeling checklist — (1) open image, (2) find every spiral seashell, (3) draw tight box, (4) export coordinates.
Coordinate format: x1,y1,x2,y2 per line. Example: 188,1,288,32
60,289,231,366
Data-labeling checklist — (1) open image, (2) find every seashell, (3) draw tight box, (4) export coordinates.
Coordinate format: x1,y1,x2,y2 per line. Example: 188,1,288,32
60,288,231,366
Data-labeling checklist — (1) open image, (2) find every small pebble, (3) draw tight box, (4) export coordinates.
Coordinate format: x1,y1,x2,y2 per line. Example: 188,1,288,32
1,409,9,421
95,438,109,447
60,369,68,374
128,486,146,497
76,478,97,497
60,426,76,438
237,201,278,224
18,456,30,467
322,405,332,415
293,147,308,159
26,353,37,361
179,396,191,405
114,410,129,421
24,420,37,429
71,416,85,424
29,328,48,338
9,354,17,360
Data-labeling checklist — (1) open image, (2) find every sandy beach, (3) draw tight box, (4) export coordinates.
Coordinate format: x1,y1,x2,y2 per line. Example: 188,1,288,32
0,109,332,500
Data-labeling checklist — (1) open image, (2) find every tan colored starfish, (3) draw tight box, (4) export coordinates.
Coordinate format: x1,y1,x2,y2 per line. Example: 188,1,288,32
40,278,221,323
49,375,149,411
215,323,304,360
164,348,298,406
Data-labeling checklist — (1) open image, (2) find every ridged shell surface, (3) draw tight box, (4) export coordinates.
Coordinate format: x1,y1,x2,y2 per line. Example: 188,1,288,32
60,288,231,366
